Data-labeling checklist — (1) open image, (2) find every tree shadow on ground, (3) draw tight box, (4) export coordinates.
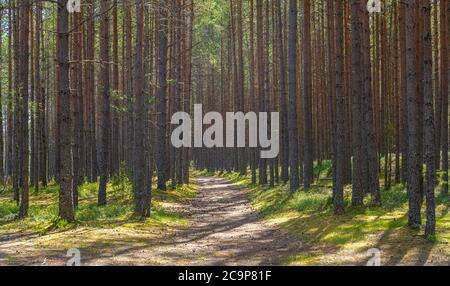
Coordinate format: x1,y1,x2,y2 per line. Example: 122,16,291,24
0,177,448,266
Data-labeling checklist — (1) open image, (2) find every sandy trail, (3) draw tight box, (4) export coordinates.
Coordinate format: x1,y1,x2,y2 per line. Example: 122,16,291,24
144,176,300,265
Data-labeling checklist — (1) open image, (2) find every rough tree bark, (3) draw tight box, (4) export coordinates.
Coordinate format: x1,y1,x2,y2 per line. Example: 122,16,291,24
57,0,74,222
133,0,150,217
303,0,314,189
422,0,436,237
334,0,345,215
156,0,168,191
98,0,111,206
287,0,300,192
18,0,31,218
276,0,289,184
406,0,422,228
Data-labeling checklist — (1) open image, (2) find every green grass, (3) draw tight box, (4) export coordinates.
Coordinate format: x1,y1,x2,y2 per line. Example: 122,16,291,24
208,167,449,265
0,177,198,235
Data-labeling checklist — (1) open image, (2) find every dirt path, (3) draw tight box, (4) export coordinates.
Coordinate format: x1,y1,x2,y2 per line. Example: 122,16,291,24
0,176,300,266
145,176,301,265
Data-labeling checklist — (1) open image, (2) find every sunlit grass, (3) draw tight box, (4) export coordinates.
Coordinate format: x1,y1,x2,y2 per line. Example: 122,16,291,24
0,176,198,236
215,166,449,265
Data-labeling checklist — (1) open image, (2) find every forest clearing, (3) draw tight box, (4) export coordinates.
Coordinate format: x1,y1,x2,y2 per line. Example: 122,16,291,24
0,0,449,267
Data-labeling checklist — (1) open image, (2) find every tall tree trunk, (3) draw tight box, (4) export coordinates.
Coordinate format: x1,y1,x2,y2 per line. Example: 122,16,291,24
18,0,31,218
70,10,83,208
125,0,134,173
276,0,289,184
406,0,422,228
440,0,448,196
334,0,345,215
249,0,258,185
35,0,46,189
422,0,436,238
256,0,267,185
303,0,314,189
399,0,408,183
57,0,74,222
7,0,14,192
287,0,300,192
133,0,150,217
0,11,4,185
361,0,380,205
111,0,120,175
86,0,97,182
236,0,246,176
351,0,364,206
156,0,168,191
98,0,111,206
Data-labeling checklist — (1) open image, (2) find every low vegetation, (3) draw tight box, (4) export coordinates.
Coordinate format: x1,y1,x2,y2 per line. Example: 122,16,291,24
196,163,450,266
0,178,198,265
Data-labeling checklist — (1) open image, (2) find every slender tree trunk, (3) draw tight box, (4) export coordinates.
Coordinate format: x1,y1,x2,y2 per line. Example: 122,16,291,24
334,0,345,215
71,10,83,208
406,0,422,228
57,0,74,222
303,0,314,189
98,0,111,206
35,0,46,189
236,0,246,176
351,0,364,205
133,0,150,217
156,0,168,191
7,0,14,190
361,0,380,205
288,0,300,192
399,1,409,183
422,0,436,238
111,0,120,175
276,0,289,184
18,0,31,218
0,11,4,185
256,0,267,185
440,0,448,196
125,0,134,173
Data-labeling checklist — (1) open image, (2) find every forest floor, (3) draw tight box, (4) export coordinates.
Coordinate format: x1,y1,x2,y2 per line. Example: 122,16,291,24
219,167,449,266
0,178,198,265
0,175,299,266
0,171,448,265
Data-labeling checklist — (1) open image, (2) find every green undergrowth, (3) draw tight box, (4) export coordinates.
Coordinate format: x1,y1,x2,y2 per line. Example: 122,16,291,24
0,177,198,235
199,167,449,265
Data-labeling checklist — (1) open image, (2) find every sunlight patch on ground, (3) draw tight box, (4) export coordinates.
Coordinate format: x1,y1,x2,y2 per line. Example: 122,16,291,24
221,167,450,266
0,178,199,265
